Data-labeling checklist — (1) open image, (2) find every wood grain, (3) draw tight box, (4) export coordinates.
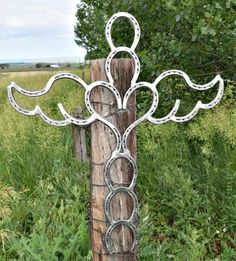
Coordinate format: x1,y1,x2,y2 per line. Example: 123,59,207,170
90,59,136,261
72,108,88,162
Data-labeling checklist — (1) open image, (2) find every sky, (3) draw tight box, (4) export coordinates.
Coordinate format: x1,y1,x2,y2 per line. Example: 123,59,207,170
0,0,86,62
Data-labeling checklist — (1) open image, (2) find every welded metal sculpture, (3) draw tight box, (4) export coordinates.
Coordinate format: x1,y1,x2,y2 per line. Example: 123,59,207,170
8,12,224,254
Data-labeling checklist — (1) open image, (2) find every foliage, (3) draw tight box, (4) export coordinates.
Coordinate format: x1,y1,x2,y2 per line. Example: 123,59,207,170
0,65,235,260
0,0,236,254
0,70,92,260
75,0,235,82
0,64,10,70
1,2,236,256
137,105,236,260
35,63,42,69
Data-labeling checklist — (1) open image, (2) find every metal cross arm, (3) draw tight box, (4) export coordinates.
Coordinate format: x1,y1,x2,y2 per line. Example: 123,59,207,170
7,12,224,256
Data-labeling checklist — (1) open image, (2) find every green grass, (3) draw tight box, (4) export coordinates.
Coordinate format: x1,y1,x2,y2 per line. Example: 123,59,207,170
0,70,235,260
0,69,92,260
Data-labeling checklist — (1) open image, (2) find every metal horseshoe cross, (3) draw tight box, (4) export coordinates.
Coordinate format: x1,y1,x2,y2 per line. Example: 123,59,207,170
8,12,224,255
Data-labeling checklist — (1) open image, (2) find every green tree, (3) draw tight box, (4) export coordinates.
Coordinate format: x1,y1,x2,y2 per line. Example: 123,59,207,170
75,0,235,82
35,63,42,69
0,63,9,70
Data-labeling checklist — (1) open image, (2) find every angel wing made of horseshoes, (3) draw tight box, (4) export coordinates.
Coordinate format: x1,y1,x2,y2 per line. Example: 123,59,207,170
7,11,224,255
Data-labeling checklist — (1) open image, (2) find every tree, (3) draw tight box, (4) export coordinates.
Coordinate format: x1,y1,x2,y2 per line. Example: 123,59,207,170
35,63,42,69
0,63,9,70
73,1,236,258
75,0,235,82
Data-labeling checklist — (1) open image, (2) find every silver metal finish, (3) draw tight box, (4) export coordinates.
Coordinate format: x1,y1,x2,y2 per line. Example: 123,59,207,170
7,12,224,255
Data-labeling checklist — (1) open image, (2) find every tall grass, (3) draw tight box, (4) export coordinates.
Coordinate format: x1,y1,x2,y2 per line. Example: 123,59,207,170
0,70,92,260
0,70,235,260
137,104,236,260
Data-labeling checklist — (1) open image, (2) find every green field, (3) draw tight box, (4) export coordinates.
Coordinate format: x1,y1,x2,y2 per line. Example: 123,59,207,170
0,70,236,260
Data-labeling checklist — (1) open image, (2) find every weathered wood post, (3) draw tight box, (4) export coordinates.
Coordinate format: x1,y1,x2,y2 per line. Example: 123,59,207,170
90,59,136,260
7,11,224,261
72,108,88,162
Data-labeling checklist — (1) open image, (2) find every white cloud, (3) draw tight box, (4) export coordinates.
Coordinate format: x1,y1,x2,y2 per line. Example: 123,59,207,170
0,0,85,60
0,0,79,29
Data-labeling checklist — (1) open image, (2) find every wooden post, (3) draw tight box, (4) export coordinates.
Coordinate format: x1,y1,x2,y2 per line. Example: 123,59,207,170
72,108,88,162
90,59,136,261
